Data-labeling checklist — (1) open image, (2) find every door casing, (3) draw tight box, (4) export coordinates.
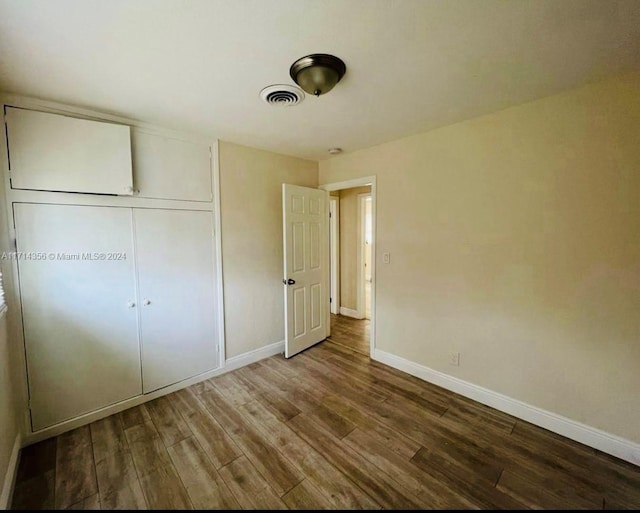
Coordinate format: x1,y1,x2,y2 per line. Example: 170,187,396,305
319,176,377,356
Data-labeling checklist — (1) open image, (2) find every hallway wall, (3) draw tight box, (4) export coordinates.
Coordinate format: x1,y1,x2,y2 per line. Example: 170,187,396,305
338,186,371,312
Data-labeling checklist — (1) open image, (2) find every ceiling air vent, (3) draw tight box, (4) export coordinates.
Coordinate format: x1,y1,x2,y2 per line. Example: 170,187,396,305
260,84,305,106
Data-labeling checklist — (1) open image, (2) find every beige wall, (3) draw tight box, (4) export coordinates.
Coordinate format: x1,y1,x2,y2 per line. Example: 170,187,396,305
364,199,372,281
338,186,371,310
219,141,318,358
320,72,640,443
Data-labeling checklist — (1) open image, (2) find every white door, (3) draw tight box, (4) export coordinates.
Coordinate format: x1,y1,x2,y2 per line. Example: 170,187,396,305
131,129,213,202
14,203,141,430
133,208,218,392
282,184,329,358
6,107,133,195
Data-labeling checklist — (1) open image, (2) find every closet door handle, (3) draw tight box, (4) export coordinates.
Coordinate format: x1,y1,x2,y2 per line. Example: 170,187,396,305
127,300,136,308
143,299,151,306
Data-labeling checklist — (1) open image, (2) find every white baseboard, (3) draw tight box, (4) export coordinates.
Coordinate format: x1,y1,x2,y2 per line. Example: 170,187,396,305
0,432,21,510
224,340,284,372
339,307,363,319
23,341,285,446
373,348,640,467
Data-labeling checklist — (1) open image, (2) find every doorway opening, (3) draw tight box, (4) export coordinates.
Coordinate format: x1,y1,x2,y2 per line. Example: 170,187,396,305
323,177,376,357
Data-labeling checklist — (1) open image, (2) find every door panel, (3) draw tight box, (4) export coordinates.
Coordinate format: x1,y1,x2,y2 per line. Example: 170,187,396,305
293,222,305,272
6,107,132,195
294,288,306,337
310,283,321,329
310,222,320,269
14,203,141,430
283,184,328,357
134,208,218,392
131,129,212,202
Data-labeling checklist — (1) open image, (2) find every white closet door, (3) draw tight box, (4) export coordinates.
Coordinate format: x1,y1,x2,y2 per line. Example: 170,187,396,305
131,129,212,202
134,208,218,393
5,107,133,195
14,203,141,430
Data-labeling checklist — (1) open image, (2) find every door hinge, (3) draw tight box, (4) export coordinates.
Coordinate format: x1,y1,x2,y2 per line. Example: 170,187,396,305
329,211,331,218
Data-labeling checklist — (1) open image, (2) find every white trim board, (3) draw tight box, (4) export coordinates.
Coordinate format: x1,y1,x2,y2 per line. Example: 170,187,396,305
339,307,363,319
224,340,284,373
0,432,21,510
22,341,284,446
211,141,227,367
373,348,640,466
319,177,373,192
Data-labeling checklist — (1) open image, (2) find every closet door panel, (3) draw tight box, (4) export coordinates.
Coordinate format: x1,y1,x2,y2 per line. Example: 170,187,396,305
131,129,212,201
14,203,141,430
6,107,133,195
134,208,218,393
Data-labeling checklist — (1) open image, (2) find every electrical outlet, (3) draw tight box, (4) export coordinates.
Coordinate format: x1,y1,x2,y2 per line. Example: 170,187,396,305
449,352,460,366
383,252,391,264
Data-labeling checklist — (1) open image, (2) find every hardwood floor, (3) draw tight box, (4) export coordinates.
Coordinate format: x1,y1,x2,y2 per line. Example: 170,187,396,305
329,313,370,355
12,334,640,509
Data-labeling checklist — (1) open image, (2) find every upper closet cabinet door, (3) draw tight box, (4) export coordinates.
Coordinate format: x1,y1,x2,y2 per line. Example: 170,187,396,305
134,208,218,393
132,129,212,202
14,203,142,430
5,107,133,195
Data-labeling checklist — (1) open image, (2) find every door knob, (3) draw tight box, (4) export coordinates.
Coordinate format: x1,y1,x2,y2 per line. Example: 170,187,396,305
287,278,295,285
143,299,151,306
127,300,136,308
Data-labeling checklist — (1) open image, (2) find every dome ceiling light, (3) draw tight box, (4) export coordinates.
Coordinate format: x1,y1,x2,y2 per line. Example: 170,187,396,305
289,54,346,97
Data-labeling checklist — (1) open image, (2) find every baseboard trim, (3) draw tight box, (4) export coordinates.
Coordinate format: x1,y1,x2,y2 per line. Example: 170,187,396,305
23,341,285,446
373,348,640,466
224,340,285,372
0,432,21,510
339,307,363,319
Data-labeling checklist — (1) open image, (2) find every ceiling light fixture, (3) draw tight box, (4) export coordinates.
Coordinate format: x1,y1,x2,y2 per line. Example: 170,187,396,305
289,54,346,97
327,148,342,155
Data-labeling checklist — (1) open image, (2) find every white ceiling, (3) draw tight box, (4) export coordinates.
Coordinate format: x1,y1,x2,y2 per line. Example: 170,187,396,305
1,0,639,161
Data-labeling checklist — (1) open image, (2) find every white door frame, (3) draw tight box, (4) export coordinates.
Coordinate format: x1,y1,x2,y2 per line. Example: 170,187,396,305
357,193,372,320
319,176,376,356
329,196,340,315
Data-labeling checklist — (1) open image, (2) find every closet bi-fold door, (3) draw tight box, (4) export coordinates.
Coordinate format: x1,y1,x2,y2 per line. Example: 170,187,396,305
133,208,218,393
14,203,142,430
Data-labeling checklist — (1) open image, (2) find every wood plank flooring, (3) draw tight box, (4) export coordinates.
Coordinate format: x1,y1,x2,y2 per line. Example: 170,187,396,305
329,313,370,355
12,315,640,510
